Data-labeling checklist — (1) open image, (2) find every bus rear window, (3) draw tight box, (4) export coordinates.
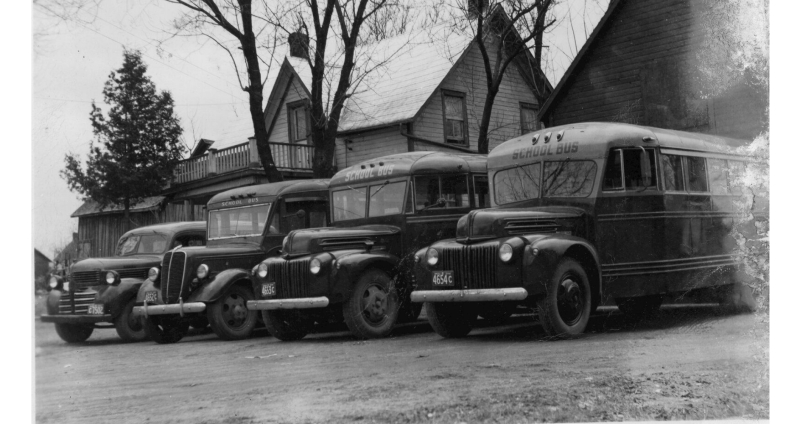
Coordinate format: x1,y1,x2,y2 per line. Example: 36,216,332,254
494,163,541,205
543,160,596,198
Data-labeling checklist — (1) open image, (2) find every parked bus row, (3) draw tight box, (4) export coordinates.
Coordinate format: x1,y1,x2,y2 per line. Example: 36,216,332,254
42,122,763,344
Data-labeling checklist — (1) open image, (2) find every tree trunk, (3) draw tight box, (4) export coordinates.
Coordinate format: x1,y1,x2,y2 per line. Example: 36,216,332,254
240,1,284,183
477,86,500,154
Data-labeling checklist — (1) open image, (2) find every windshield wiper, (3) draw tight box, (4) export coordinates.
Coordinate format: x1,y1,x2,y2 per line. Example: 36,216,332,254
370,180,390,198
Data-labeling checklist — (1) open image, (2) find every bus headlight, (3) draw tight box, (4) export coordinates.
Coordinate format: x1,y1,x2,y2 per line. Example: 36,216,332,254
106,271,119,284
499,243,514,262
310,258,321,275
197,264,209,280
148,267,159,281
257,263,268,279
426,248,439,266
49,277,59,289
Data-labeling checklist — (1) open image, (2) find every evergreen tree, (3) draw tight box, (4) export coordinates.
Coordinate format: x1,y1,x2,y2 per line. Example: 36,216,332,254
62,50,185,226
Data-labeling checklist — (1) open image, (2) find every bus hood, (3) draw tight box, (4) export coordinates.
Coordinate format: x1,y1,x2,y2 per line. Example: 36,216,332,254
455,207,585,243
283,225,401,256
70,255,164,273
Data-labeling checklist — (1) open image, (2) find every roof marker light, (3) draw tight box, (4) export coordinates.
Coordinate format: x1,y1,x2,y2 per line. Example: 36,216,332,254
370,164,375,168
643,136,656,142
361,165,366,169
379,162,384,166
544,132,552,143
531,134,540,145
556,130,565,141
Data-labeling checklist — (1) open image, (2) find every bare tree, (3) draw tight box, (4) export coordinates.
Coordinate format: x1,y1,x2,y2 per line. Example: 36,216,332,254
449,0,558,154
167,0,285,182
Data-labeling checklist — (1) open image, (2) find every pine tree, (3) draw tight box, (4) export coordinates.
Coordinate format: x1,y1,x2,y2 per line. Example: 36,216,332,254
62,50,185,227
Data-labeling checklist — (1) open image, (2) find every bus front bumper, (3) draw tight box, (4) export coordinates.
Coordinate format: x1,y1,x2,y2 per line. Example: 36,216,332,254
247,297,330,310
132,301,206,318
410,288,528,303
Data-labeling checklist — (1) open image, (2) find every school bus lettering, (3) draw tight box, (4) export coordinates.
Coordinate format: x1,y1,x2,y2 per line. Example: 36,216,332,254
512,142,579,160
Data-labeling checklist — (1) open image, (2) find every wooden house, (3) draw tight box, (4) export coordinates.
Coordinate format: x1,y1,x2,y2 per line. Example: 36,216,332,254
538,0,768,142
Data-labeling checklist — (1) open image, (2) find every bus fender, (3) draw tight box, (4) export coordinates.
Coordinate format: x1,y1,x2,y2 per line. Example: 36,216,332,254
98,278,145,319
187,268,252,303
331,252,400,301
522,235,602,300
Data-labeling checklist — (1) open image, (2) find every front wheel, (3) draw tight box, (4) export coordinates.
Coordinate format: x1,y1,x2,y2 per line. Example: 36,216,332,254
426,302,477,338
207,284,258,340
343,269,399,339
143,316,189,344
114,299,148,342
536,258,592,338
54,323,94,343
262,310,312,341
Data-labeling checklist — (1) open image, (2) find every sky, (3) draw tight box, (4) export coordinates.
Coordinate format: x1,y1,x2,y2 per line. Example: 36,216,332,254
31,0,610,258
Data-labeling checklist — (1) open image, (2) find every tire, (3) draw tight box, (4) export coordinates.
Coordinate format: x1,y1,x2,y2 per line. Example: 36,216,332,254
615,295,663,321
54,323,94,343
536,258,592,338
262,310,312,341
207,284,258,340
343,269,399,339
114,299,148,342
143,315,189,344
189,316,209,330
426,302,477,338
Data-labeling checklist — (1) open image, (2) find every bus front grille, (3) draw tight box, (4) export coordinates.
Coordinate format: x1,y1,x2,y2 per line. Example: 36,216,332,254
272,258,310,299
58,290,98,315
441,244,498,289
162,251,187,304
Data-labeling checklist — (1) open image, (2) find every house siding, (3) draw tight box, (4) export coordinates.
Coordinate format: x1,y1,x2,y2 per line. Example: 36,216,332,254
335,127,409,168
412,37,539,152
544,0,766,141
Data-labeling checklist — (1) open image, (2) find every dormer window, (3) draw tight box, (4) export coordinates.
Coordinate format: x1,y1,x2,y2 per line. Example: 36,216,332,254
442,90,468,146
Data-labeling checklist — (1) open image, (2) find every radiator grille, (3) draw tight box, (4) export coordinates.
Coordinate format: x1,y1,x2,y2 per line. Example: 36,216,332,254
58,290,98,315
117,267,149,280
162,251,187,304
70,271,100,291
272,258,310,298
440,244,498,289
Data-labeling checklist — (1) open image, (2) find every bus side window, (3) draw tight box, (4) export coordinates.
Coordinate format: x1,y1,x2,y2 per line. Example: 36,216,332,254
708,159,729,194
602,149,623,190
415,176,440,210
686,156,708,192
441,175,469,208
661,154,685,191
622,149,656,190
474,175,489,207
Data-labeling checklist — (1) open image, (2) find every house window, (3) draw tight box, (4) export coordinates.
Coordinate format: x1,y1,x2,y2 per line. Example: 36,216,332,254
520,103,539,134
288,102,309,143
442,91,467,145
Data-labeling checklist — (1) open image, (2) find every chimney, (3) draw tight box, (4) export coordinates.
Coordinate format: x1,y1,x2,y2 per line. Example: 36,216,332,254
288,32,309,60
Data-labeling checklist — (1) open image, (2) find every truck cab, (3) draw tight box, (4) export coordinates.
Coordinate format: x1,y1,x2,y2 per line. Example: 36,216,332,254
248,152,487,340
133,179,330,344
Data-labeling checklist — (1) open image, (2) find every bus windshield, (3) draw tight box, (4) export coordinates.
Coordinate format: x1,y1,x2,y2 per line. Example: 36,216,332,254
115,234,170,256
207,203,271,239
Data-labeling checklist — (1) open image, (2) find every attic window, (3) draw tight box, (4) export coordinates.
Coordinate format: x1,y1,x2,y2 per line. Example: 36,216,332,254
442,90,468,145
520,103,539,134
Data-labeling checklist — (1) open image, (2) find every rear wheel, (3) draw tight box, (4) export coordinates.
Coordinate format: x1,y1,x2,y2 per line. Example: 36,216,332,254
615,295,663,321
143,316,189,344
207,284,258,340
114,299,148,342
54,323,94,343
426,302,477,338
343,269,399,339
262,310,312,341
537,258,592,338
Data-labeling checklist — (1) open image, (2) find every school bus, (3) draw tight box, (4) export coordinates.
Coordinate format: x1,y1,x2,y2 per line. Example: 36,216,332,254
410,122,763,338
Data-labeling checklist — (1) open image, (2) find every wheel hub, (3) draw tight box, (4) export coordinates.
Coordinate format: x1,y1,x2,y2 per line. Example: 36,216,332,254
362,285,387,323
223,293,248,327
557,277,584,326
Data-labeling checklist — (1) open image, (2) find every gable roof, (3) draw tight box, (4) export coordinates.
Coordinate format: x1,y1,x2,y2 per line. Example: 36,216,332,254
71,196,165,218
538,0,623,121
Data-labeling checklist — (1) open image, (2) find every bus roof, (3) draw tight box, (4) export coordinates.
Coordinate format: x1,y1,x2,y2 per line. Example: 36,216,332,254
489,122,747,170
330,152,487,187
207,179,330,210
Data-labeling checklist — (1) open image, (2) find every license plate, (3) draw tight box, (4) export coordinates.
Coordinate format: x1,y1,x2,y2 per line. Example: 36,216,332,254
432,271,454,286
87,304,104,315
261,283,276,297
144,291,158,303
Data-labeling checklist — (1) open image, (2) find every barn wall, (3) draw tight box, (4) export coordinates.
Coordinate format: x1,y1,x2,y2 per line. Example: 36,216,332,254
544,0,767,141
412,37,539,152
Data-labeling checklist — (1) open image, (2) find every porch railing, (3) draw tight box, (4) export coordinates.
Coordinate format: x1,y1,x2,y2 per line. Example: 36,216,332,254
174,138,325,184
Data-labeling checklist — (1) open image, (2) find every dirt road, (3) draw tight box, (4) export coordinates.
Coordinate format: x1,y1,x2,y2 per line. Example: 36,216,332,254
35,305,768,423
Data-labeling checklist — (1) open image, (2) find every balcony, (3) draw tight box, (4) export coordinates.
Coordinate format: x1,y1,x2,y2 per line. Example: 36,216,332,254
173,138,321,185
